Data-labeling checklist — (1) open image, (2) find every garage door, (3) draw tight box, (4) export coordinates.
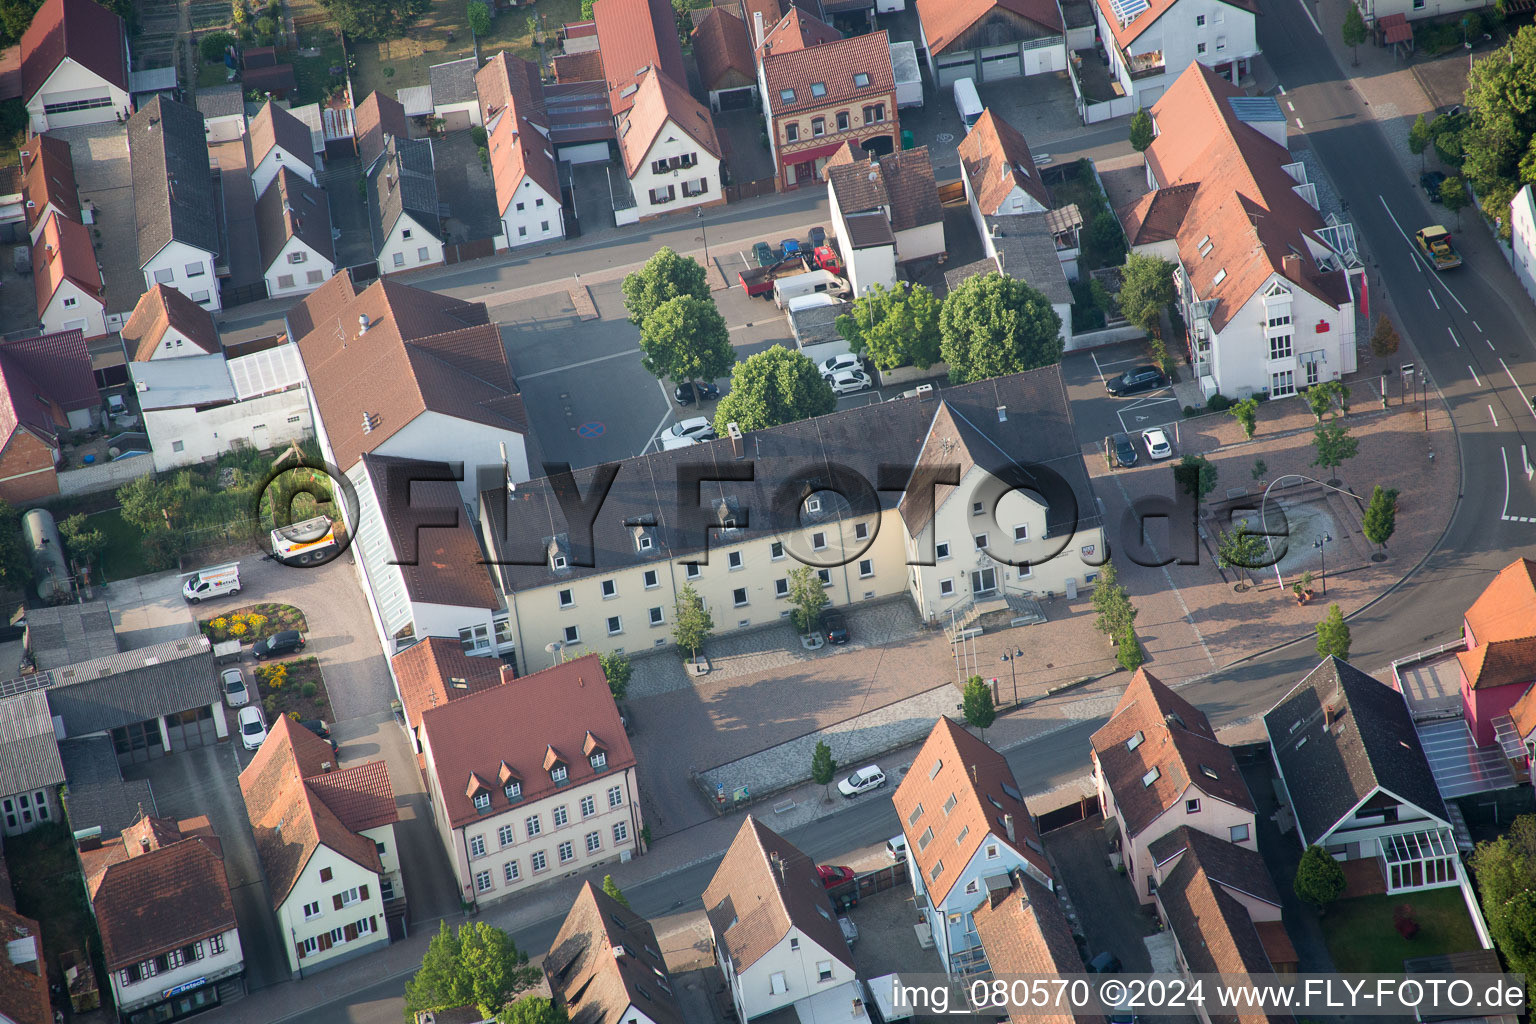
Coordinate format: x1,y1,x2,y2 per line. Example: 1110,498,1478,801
1138,83,1165,108
40,90,115,128
936,56,974,87
165,706,220,750
981,47,1021,81
718,87,756,110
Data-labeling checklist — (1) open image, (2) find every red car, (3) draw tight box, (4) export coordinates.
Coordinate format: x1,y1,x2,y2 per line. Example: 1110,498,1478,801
817,865,855,888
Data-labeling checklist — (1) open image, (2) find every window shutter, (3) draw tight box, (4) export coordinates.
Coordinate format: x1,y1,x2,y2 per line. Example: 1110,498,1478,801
333,893,344,911
296,942,306,960
344,923,358,942
319,933,332,951
370,915,378,934
359,883,369,902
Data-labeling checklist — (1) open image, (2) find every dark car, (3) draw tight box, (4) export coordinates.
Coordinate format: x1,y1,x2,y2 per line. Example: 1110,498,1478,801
299,719,338,752
674,381,721,405
753,241,777,267
1111,433,1138,468
252,630,305,659
1087,952,1122,974
1105,365,1167,396
809,226,826,249
822,609,850,644
1421,171,1447,201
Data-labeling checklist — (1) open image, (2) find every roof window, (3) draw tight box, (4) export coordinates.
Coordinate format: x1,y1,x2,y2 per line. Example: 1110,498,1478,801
1141,766,1160,787
1126,731,1144,751
853,72,869,87
780,88,796,103
1200,764,1219,780
810,82,827,97
1212,268,1228,285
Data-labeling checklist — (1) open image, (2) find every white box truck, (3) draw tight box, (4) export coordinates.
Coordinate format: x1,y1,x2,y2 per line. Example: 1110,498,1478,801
773,268,843,308
182,563,241,603
954,77,983,133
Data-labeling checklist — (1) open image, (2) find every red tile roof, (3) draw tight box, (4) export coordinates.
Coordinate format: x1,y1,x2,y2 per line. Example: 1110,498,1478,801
548,882,686,1024
762,27,893,119
33,213,101,318
1510,684,1536,740
239,716,384,905
916,0,1062,55
1465,558,1536,645
758,6,842,56
355,91,407,170
1136,63,1351,332
958,109,1052,215
593,0,687,117
304,760,400,833
390,636,508,733
1095,0,1255,51
1120,181,1199,244
617,68,721,177
20,0,126,101
420,654,635,828
1458,637,1536,691
0,340,69,450
1090,668,1253,839
478,52,563,210
0,904,47,1024
891,716,1051,905
973,873,1100,1024
553,50,607,83
0,328,92,411
20,134,78,234
121,283,221,361
692,7,755,92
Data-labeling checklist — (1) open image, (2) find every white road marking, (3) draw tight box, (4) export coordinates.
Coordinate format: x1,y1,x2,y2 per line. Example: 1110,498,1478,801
1428,290,1440,310
1469,365,1482,387
1448,326,1459,347
520,347,641,380
1503,447,1512,520
1287,101,1295,111
1474,320,1483,332
1295,0,1322,33
1090,350,1107,382
642,382,674,454
1377,195,1470,311
1490,404,1499,426
1488,337,1496,350
1277,83,1286,94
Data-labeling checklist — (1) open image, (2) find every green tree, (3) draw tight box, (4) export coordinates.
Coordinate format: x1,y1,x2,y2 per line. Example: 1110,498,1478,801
118,474,180,533
671,584,713,662
622,247,710,325
599,651,632,700
1305,379,1350,421
468,0,491,35
1311,420,1359,482
1174,454,1217,503
1316,603,1351,661
938,272,1063,383
1116,622,1144,671
713,346,836,434
1252,458,1268,482
405,921,541,1021
199,31,237,62
1342,2,1367,65
638,295,735,406
1440,175,1470,225
1217,523,1266,584
1473,825,1536,1000
1229,397,1259,440
0,0,41,47
1128,108,1154,153
1362,485,1399,550
835,282,942,370
0,500,29,590
1089,214,1126,266
318,0,428,39
580,0,594,15
1369,315,1400,368
787,565,829,634
1294,844,1347,910
1409,113,1433,170
500,996,569,1024
602,874,630,908
58,513,108,573
1091,560,1137,639
962,675,997,739
1461,27,1536,238
811,740,837,800
1117,252,1177,334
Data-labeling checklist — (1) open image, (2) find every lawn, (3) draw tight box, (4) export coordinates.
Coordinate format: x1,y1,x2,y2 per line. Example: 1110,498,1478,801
6,822,109,1009
199,602,309,643
39,501,153,583
1321,887,1480,973
255,656,332,722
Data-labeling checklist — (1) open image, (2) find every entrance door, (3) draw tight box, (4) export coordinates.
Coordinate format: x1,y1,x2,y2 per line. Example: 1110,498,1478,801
971,568,997,595
792,161,814,187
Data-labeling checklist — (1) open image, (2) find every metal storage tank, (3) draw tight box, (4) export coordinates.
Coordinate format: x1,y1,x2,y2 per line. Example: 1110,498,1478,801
22,509,69,602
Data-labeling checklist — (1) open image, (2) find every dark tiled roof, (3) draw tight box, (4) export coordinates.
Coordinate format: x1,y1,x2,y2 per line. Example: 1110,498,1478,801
121,283,221,361
548,882,686,1024
21,0,127,100
0,691,63,797
255,166,335,272
248,100,314,174
196,83,245,119
1265,658,1447,846
355,91,407,171
361,454,502,608
57,736,155,836
703,817,851,973
86,825,234,970
368,134,440,256
129,96,220,264
963,216,1073,305
482,366,1093,594
1148,826,1279,907
2,324,94,410
973,873,1099,1024
430,57,480,105
1091,668,1252,840
45,636,218,736
420,654,635,828
242,62,296,94
827,146,939,232
390,636,508,733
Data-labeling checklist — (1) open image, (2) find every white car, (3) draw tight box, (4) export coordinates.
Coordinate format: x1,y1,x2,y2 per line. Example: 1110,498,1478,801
221,666,249,708
837,764,887,798
658,431,700,452
828,369,873,396
669,416,716,442
820,353,862,378
237,705,268,750
1142,427,1172,460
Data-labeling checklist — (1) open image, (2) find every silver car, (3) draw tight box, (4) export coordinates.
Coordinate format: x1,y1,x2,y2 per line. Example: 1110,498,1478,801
828,369,873,396
221,666,249,708
668,416,716,442
820,353,862,378
237,705,268,750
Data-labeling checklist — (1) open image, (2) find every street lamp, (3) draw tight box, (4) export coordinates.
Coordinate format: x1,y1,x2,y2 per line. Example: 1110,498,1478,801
1313,533,1333,597
999,648,1024,705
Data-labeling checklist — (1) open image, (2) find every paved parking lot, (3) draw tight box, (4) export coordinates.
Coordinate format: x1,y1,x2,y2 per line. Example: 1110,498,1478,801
50,123,141,315
1062,342,1181,450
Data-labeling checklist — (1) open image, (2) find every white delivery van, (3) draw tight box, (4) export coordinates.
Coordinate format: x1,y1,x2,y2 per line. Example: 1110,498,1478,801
786,292,839,314
774,268,843,308
182,563,241,603
954,77,983,134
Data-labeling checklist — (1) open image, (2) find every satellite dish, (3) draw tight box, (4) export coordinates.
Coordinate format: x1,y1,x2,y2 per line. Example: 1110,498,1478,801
545,641,563,653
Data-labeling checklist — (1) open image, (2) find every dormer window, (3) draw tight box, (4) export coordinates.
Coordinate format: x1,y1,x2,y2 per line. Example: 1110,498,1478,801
591,751,607,769
553,554,568,570
805,496,822,514
467,772,492,811
638,535,653,550
584,730,608,771
505,782,522,800
552,765,568,783
473,792,491,810
545,745,569,784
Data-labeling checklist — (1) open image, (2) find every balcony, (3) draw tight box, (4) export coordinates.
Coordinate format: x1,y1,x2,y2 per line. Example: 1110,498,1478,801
1126,49,1166,79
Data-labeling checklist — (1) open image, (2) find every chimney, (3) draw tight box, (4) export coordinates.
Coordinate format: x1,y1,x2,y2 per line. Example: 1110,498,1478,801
727,421,743,459
139,836,150,852
1282,253,1302,280
1003,813,1015,843
1324,704,1334,728
358,313,370,334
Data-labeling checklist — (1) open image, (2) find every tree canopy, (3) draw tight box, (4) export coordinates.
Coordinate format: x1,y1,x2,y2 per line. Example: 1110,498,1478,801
1369,316,1400,365
1341,3,1366,63
1472,816,1536,1001
1092,560,1137,639
405,921,541,1020
1174,454,1217,502
835,282,942,370
1311,420,1359,478
1294,845,1346,909
787,565,829,634
501,996,570,1024
1117,253,1176,334
622,247,710,325
672,584,713,661
811,740,837,798
1362,485,1399,549
0,500,29,592
599,651,632,700
962,676,997,737
319,0,428,38
713,346,836,434
602,874,630,908
1316,603,1351,661
638,294,734,400
938,272,1063,384
1128,109,1154,153
1459,25,1536,238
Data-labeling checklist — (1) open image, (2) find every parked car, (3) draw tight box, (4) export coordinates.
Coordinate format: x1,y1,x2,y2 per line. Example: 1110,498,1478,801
1087,951,1122,974
1421,171,1447,202
658,431,700,451
819,352,862,378
237,705,268,750
299,719,338,752
668,416,716,442
822,609,849,644
674,381,721,405
837,764,886,797
781,238,801,258
885,834,908,860
1105,365,1167,396
809,226,826,249
1142,427,1172,460
1111,433,1138,468
252,630,304,659
817,864,855,888
221,667,249,708
752,241,777,267
828,369,873,396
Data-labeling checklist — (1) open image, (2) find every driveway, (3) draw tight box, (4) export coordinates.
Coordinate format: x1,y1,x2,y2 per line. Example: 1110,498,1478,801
49,123,142,316
1062,342,1181,447
122,743,291,991
1043,815,1158,970
318,154,376,271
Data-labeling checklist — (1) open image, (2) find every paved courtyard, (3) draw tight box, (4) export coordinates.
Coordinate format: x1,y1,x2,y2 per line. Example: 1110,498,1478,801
49,123,141,316
434,129,502,245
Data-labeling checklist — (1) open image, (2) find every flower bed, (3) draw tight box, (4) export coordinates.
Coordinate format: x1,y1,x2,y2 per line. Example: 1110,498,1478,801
254,656,330,722
199,603,307,644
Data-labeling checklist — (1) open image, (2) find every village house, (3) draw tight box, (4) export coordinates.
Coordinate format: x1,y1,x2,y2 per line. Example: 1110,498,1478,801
129,96,223,311
824,143,943,293
248,100,318,199
21,0,131,132
546,881,687,1024
0,329,96,503
33,211,105,338
1089,0,1258,110
971,870,1094,1024
367,134,445,275
390,636,508,753
477,52,565,249
915,0,1067,87
1457,557,1536,747
20,134,80,244
254,167,336,298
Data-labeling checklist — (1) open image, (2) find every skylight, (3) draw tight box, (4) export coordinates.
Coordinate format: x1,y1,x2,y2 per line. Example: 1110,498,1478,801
1212,268,1227,285
1141,766,1161,787
1200,764,1219,780
853,72,870,87
810,82,827,97
780,88,796,103
1001,783,1022,800
1126,730,1145,751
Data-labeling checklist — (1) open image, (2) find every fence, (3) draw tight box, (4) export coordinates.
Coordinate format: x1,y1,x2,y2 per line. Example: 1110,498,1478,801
825,859,910,904
724,177,776,204
443,238,496,265
53,454,153,497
